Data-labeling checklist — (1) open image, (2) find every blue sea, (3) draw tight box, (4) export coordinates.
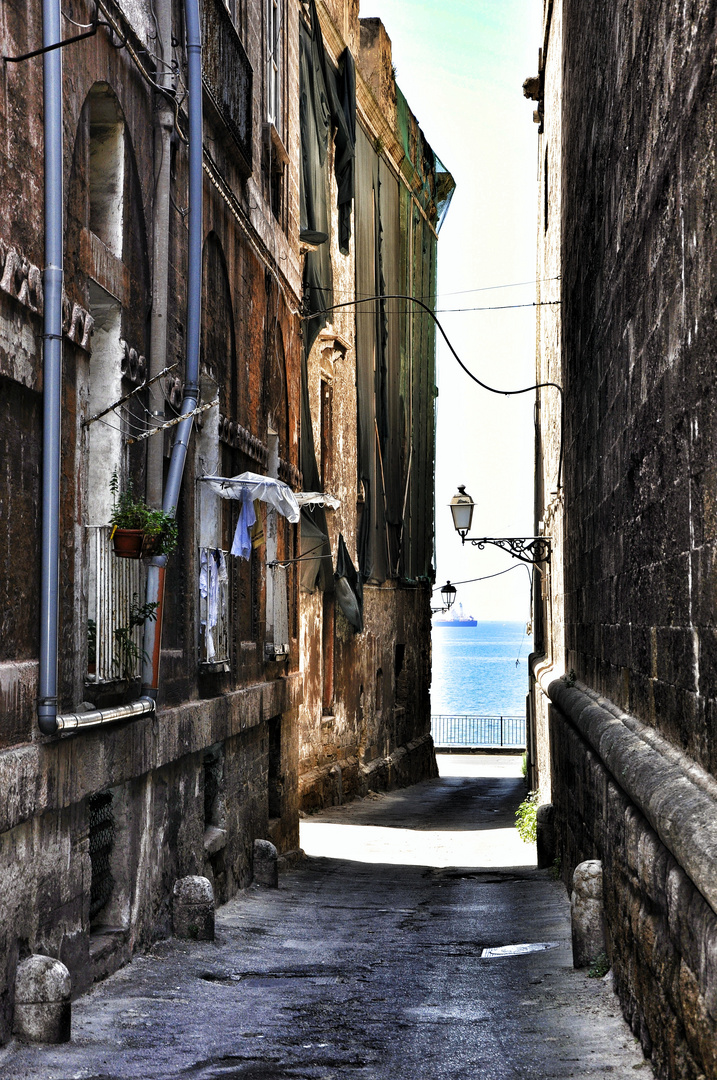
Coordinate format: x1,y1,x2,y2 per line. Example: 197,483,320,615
431,621,530,716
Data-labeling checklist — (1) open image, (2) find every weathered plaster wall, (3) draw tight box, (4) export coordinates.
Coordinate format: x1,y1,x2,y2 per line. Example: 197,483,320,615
300,584,436,810
297,5,439,812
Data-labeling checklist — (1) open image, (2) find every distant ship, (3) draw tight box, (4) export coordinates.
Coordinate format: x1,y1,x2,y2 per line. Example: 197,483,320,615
434,603,477,627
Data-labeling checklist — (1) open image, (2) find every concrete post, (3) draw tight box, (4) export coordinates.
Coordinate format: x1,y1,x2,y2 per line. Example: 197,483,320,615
13,955,71,1043
254,839,279,887
571,859,606,968
173,876,215,940
536,802,556,869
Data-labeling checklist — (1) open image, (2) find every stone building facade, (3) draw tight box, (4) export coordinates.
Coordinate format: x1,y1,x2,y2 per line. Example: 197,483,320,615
297,6,453,810
530,0,717,1075
0,0,449,1043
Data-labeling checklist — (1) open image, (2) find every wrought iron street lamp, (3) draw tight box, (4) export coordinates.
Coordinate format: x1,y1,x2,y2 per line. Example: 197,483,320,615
432,580,457,614
449,486,551,565
440,580,457,609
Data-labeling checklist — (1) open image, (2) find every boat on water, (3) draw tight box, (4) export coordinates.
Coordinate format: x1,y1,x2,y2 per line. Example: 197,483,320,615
434,603,477,628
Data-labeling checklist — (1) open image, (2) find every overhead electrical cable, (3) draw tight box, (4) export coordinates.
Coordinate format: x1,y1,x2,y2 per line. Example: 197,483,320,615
303,293,564,489
432,564,525,590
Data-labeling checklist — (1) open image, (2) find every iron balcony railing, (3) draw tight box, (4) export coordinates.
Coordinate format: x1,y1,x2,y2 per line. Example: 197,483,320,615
431,714,526,749
87,526,143,682
202,0,253,174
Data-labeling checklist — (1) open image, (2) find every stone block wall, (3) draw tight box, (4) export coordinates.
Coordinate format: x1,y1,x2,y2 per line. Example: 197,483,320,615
531,2,717,1070
560,0,717,768
549,678,717,1079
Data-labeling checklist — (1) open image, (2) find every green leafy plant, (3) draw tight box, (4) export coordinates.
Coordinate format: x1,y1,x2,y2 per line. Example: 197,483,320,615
109,470,178,554
521,752,528,778
515,790,539,843
113,595,158,680
549,854,562,880
587,952,610,978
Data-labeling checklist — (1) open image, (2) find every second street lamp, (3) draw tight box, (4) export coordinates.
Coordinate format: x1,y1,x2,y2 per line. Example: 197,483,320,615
440,580,457,609
449,485,551,566
432,580,457,614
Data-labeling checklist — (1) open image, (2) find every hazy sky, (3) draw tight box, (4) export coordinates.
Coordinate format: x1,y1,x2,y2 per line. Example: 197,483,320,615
360,0,545,622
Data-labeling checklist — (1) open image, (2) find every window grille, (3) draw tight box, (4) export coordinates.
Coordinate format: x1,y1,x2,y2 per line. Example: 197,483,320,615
87,526,143,682
199,548,230,666
88,790,115,922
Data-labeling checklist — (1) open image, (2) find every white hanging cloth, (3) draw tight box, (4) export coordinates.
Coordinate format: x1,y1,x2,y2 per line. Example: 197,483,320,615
295,491,340,510
200,472,301,523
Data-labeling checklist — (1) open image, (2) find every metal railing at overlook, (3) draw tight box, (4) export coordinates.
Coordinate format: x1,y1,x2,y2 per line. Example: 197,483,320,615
431,714,526,749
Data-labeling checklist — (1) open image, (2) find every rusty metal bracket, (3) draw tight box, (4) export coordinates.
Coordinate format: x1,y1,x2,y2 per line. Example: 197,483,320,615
4,4,101,63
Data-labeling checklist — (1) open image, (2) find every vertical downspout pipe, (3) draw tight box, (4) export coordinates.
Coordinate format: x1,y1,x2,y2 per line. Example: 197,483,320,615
146,0,174,509
37,0,64,735
142,0,202,697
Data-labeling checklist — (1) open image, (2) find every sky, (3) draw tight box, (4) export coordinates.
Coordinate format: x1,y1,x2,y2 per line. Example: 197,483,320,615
360,0,545,621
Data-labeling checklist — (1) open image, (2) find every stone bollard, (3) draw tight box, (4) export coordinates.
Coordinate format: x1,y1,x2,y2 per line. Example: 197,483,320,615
571,859,606,968
253,839,279,887
13,955,71,1043
173,876,215,940
536,803,556,869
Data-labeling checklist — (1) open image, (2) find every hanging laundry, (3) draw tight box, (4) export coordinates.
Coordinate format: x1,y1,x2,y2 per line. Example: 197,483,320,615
200,548,228,661
200,472,300,522
231,492,257,559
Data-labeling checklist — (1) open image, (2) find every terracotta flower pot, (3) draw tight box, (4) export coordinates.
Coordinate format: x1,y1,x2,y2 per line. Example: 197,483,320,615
112,528,144,559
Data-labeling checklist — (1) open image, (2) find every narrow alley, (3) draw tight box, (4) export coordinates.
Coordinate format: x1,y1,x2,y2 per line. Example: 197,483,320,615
0,757,650,1080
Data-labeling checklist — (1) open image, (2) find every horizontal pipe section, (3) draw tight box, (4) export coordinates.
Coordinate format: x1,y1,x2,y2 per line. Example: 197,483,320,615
56,697,155,732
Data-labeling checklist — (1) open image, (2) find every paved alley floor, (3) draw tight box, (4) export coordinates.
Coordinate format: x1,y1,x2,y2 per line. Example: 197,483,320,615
0,755,652,1079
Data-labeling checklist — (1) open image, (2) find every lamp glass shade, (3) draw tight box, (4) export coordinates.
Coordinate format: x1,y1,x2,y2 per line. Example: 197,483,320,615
440,581,456,609
449,486,475,535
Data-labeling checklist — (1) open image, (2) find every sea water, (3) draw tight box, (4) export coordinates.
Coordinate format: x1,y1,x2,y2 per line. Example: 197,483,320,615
431,621,530,717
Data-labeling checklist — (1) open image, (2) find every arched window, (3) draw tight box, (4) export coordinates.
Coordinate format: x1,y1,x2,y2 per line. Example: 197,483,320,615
68,83,150,684
85,84,126,529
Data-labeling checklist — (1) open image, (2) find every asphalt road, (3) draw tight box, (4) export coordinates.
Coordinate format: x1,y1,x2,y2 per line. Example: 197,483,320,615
0,755,652,1079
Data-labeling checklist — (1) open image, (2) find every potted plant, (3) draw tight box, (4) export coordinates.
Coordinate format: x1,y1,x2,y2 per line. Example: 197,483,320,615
109,471,178,559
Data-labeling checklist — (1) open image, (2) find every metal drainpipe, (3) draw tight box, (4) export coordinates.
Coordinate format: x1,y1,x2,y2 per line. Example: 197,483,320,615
37,0,64,736
146,0,174,507
142,0,203,697
56,699,156,731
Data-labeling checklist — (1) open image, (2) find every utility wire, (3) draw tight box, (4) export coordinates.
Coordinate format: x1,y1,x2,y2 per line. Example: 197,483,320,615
434,275,561,299
306,276,561,304
303,292,564,489
432,564,524,590
435,300,560,313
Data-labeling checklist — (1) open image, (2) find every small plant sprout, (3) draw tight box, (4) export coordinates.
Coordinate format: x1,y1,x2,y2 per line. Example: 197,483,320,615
587,952,610,978
113,595,159,680
515,790,539,844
